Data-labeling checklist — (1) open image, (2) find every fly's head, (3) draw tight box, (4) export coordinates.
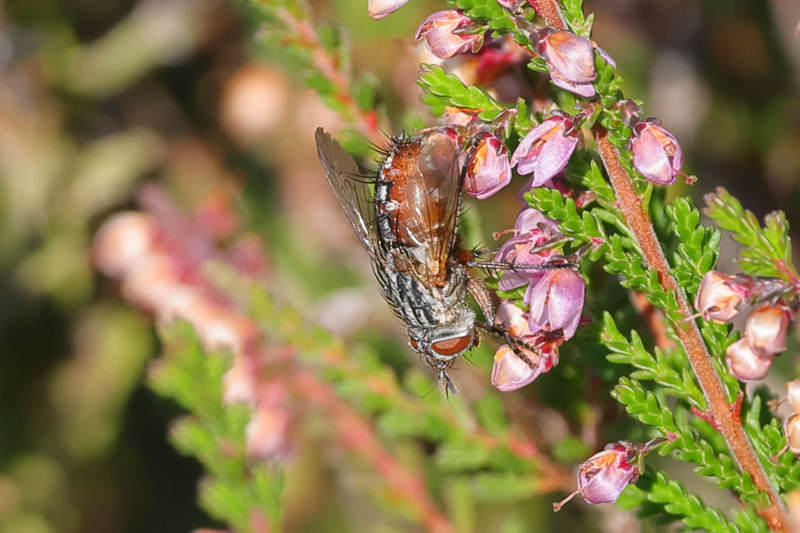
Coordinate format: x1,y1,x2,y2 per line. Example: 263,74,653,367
407,306,477,394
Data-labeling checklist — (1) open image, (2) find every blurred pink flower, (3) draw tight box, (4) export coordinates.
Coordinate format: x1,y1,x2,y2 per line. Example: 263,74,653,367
93,211,157,279
368,0,408,19
525,268,585,340
464,133,512,199
787,379,800,414
511,115,578,187
415,10,483,59
629,121,683,185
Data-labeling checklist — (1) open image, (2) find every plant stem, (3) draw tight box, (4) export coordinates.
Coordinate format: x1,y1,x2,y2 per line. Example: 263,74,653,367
594,129,788,533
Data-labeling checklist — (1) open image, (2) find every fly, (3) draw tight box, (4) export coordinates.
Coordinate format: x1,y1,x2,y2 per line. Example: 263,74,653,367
315,127,571,394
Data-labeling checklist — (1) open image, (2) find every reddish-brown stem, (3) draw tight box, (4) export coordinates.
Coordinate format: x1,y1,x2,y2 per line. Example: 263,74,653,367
530,0,567,29
595,129,788,533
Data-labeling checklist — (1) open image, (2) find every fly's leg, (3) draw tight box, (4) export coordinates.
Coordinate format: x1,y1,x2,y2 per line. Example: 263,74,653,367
467,277,498,323
467,242,591,272
438,366,458,397
474,320,541,370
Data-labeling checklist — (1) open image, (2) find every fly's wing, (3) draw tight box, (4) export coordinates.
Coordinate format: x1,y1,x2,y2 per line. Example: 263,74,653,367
398,131,462,284
315,128,376,251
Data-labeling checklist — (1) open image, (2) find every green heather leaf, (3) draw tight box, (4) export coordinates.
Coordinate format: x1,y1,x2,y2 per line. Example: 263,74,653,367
417,65,504,119
646,471,741,533
704,187,796,279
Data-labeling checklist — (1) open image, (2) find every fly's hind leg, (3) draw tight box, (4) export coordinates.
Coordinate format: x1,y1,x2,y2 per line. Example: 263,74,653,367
467,277,498,323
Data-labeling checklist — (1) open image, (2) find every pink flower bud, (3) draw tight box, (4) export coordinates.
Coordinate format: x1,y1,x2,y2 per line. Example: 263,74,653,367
744,304,791,356
786,379,800,414
368,0,408,19
694,271,756,323
464,134,512,199
537,29,597,97
628,121,683,185
511,115,579,187
726,338,775,382
93,212,157,279
787,414,800,455
554,439,665,511
525,268,585,340
415,11,484,60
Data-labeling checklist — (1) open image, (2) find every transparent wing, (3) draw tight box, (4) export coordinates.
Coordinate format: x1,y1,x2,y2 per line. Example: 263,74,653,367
395,131,463,284
315,128,376,251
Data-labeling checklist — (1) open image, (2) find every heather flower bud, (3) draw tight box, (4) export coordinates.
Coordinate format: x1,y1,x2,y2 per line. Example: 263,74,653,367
510,115,579,187
554,439,663,511
368,0,408,19
744,304,790,356
786,414,800,455
787,379,800,414
415,11,484,59
694,271,756,323
464,134,512,199
535,28,614,97
726,338,774,382
628,121,683,186
525,268,585,340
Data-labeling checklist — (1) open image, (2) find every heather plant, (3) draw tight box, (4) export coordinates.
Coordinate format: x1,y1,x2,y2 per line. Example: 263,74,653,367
89,0,800,531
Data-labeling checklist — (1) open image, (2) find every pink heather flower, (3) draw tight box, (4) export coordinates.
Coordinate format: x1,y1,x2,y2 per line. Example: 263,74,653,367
415,10,484,60
537,29,597,97
464,133,512,199
368,0,408,19
744,304,791,356
494,208,561,291
511,115,579,187
694,270,757,323
491,339,560,391
525,268,585,340
495,301,531,338
629,121,683,185
726,338,775,382
554,439,665,511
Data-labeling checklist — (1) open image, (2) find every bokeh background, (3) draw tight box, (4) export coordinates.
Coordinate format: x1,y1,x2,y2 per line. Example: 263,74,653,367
1,0,799,532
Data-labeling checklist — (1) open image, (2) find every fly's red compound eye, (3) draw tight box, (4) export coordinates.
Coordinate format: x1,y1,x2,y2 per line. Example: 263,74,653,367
431,335,473,356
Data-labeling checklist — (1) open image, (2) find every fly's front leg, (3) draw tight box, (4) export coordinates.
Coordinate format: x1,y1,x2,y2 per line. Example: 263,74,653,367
474,319,540,369
467,277,498,323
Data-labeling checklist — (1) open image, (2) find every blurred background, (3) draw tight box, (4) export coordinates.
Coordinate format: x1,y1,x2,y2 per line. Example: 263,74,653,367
0,0,799,532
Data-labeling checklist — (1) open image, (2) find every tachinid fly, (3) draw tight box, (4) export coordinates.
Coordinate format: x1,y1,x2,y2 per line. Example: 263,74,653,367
315,127,568,394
